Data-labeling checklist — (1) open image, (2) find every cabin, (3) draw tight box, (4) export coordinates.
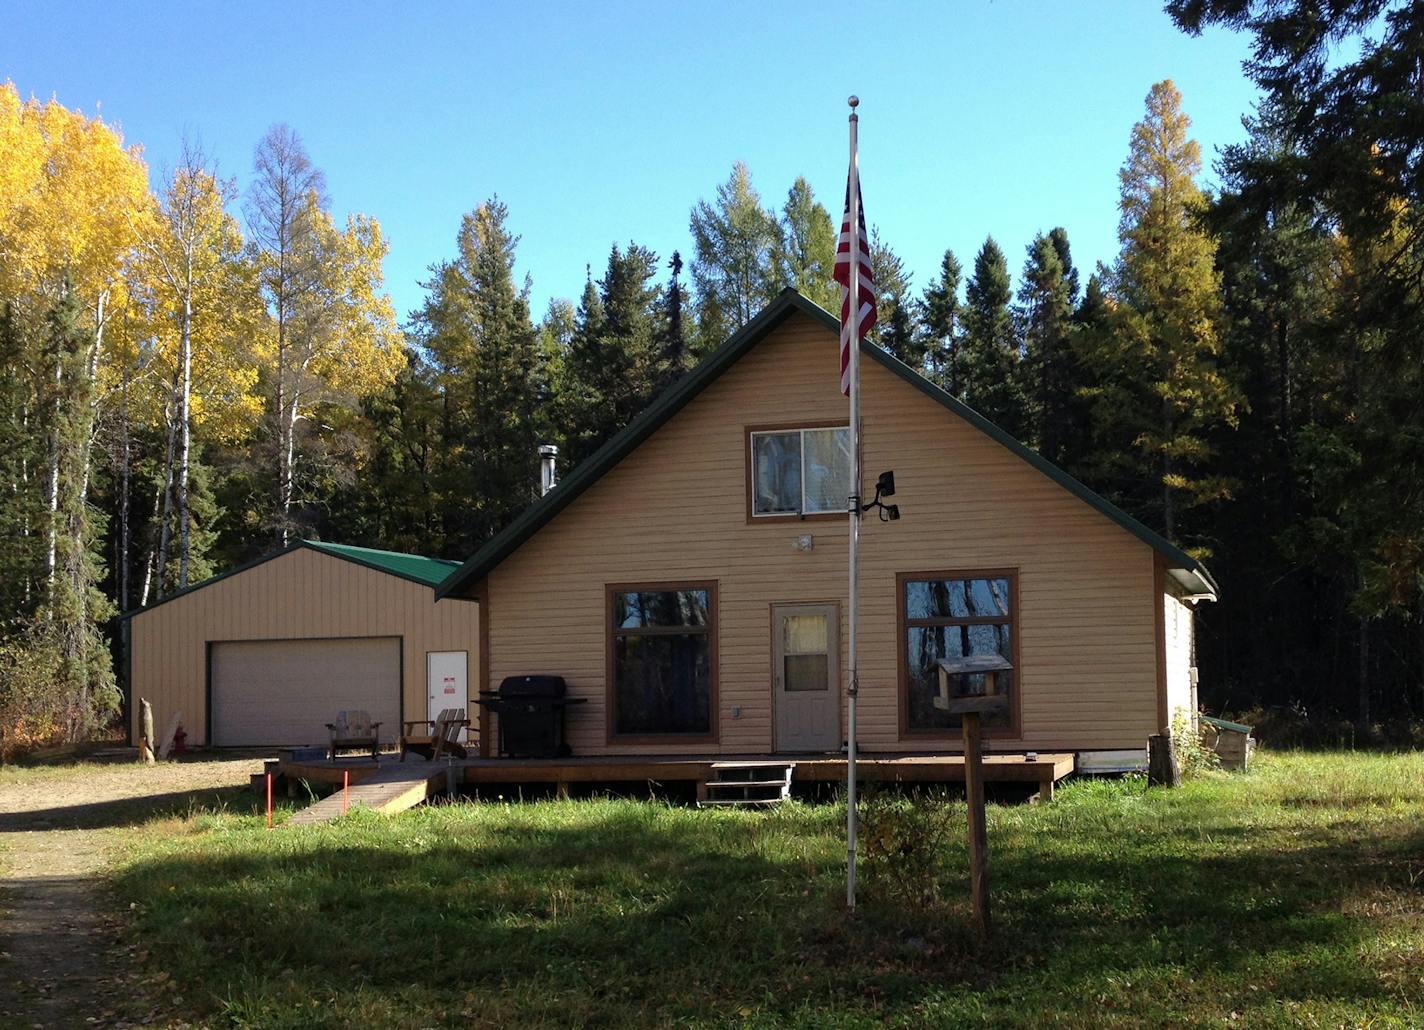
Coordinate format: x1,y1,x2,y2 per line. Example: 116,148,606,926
123,290,1214,776
435,290,1216,765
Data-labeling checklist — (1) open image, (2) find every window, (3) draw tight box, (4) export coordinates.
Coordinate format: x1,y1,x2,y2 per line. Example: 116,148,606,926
749,425,852,517
900,572,1016,734
608,585,716,738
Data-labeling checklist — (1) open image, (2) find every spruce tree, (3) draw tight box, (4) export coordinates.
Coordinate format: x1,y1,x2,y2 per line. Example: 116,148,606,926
415,198,547,552
1016,231,1079,464
868,229,920,369
921,248,963,393
41,284,116,737
960,237,1024,435
657,251,688,391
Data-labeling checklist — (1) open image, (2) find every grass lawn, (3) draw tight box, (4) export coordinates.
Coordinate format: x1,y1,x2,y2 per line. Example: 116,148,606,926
111,751,1424,1028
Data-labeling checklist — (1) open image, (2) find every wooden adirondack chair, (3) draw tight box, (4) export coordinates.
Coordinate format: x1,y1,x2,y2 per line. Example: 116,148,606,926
400,707,469,762
326,709,381,762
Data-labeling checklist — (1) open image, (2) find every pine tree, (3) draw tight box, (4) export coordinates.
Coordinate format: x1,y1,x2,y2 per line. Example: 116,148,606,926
0,303,44,627
868,229,920,369
920,248,963,393
41,284,116,737
1016,230,1080,464
689,162,781,352
775,177,837,311
1096,80,1240,541
960,237,1024,435
563,243,664,463
416,198,547,552
658,251,689,391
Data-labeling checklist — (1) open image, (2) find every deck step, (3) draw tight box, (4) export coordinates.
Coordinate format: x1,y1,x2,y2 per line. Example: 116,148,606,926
705,777,792,788
287,763,449,826
699,761,793,808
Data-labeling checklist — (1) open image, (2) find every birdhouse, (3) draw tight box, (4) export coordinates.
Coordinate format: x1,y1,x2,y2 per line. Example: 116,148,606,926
933,653,1012,715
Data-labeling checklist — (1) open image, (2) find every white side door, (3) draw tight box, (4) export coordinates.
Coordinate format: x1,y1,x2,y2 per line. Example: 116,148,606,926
426,651,469,740
772,604,841,752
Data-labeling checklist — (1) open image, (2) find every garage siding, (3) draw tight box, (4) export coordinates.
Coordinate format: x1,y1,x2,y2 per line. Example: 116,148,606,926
210,637,401,746
129,547,479,745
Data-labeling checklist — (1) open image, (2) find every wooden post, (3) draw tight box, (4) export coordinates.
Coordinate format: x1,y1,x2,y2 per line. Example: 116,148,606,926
963,710,990,939
138,698,156,765
1147,733,1181,787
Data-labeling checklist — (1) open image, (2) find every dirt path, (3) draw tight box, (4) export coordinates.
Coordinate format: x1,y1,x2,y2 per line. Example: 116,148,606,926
0,756,266,1028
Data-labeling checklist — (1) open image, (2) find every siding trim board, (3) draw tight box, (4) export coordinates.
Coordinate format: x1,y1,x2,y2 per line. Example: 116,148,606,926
437,289,1217,602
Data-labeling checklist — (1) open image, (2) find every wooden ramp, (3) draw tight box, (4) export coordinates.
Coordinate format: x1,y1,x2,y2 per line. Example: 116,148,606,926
287,762,450,826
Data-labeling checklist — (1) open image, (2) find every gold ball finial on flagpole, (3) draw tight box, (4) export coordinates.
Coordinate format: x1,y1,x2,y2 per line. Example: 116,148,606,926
848,95,859,109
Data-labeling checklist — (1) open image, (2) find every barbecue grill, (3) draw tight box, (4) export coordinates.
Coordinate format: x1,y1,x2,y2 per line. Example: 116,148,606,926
475,675,586,758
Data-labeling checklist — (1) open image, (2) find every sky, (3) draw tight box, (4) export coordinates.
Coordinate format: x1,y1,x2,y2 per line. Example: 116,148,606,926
3,1,1261,325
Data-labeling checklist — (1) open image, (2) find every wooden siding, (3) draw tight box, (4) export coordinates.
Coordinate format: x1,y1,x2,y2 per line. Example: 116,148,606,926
129,547,479,745
1163,592,1195,729
485,311,1160,755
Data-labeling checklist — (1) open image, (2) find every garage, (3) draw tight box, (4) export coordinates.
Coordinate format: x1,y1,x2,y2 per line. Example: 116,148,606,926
209,637,401,747
123,540,479,748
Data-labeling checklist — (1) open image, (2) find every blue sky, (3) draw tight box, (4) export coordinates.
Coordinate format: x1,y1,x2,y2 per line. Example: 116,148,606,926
5,2,1259,324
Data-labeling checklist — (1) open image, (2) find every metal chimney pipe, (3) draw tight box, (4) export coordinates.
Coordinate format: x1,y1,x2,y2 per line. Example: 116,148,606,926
538,444,559,496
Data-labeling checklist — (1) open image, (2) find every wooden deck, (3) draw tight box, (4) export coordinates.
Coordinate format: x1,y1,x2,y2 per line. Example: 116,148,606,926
275,749,1076,817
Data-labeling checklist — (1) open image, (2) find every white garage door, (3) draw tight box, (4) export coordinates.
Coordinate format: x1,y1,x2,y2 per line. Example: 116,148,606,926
210,637,400,747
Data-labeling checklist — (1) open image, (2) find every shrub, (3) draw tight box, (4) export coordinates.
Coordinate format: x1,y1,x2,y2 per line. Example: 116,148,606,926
858,788,960,907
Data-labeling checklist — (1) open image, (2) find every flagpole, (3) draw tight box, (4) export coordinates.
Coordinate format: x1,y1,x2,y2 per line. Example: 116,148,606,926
846,94,861,913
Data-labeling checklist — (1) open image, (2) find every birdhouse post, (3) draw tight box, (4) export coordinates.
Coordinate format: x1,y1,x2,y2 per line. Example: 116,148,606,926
935,654,1013,939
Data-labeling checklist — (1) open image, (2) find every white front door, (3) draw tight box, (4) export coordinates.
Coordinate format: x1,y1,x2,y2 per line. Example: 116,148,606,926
427,651,469,739
773,604,840,753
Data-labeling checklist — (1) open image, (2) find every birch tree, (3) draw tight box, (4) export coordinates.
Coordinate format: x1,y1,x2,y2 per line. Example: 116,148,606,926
246,125,402,543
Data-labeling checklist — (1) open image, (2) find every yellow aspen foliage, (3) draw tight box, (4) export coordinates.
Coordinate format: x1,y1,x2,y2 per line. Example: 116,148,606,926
135,165,265,444
0,84,150,332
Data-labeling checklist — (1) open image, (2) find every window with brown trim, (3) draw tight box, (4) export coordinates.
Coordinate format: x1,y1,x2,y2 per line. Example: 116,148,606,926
900,571,1017,733
608,584,716,738
748,425,851,517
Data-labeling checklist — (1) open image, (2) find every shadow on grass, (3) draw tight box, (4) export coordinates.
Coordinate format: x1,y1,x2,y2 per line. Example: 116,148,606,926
0,788,256,832
109,795,1424,1027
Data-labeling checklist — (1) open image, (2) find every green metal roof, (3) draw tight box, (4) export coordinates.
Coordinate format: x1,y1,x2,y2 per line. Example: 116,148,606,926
436,288,1219,601
301,540,460,588
1202,714,1253,735
119,540,462,621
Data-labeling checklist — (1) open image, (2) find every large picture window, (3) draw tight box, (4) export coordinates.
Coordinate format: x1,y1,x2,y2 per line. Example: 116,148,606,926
608,584,716,738
900,571,1017,734
749,425,851,517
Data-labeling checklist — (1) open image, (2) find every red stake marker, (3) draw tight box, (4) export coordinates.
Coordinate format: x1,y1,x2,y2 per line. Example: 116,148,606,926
343,769,349,816
266,772,274,829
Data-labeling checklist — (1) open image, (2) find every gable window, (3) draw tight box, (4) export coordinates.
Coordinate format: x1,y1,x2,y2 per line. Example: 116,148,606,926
899,571,1017,734
749,425,852,517
608,584,716,738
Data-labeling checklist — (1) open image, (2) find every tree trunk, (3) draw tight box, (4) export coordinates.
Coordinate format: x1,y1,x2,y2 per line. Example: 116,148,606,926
118,356,132,612
154,374,179,599
1358,615,1371,733
176,295,192,589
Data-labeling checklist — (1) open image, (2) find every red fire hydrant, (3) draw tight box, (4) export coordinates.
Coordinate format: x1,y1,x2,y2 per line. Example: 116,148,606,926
172,724,187,755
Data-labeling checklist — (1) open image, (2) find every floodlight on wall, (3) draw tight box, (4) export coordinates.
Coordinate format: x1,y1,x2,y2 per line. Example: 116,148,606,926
861,470,900,522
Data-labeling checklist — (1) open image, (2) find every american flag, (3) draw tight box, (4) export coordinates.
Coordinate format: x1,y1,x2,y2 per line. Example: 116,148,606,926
833,179,877,396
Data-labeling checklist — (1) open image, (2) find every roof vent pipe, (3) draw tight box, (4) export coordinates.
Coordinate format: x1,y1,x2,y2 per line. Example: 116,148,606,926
538,444,559,496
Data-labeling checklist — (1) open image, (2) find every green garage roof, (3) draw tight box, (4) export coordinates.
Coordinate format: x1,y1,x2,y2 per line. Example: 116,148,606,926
301,541,461,588
118,540,462,620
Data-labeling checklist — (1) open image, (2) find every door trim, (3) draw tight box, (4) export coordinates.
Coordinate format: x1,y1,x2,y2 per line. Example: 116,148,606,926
771,601,842,753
